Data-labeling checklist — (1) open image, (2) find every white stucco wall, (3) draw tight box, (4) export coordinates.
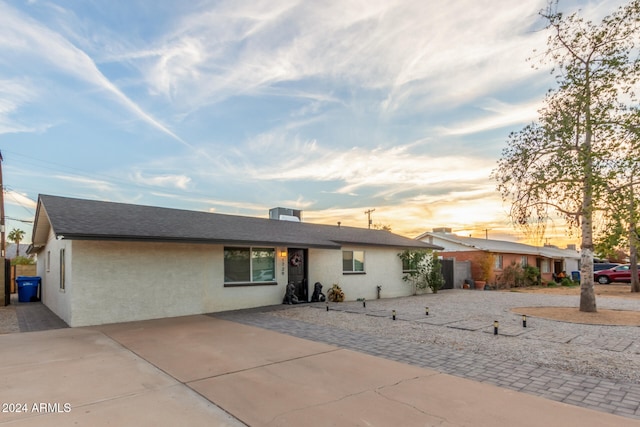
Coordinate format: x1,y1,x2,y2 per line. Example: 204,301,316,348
36,238,417,327
36,230,73,325
309,246,412,301
43,241,291,327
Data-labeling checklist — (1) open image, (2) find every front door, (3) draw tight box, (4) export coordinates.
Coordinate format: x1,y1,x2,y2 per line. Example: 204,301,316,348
287,248,308,302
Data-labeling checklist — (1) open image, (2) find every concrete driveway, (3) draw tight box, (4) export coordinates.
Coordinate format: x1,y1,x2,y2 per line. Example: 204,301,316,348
0,314,637,426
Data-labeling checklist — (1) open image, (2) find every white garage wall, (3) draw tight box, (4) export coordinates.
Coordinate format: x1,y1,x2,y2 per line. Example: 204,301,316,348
67,241,289,326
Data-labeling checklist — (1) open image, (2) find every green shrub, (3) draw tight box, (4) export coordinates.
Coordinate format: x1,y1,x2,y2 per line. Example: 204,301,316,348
560,277,575,287
11,256,35,266
398,249,444,294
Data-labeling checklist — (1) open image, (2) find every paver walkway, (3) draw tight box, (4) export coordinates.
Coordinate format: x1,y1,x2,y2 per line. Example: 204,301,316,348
11,294,68,332
214,304,640,421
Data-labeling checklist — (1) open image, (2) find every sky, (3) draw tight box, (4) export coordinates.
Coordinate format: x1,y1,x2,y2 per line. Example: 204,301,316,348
0,0,629,247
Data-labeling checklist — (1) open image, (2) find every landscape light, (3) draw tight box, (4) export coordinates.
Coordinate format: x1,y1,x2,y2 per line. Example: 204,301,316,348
425,307,429,316
392,310,396,320
522,314,527,328
494,320,499,335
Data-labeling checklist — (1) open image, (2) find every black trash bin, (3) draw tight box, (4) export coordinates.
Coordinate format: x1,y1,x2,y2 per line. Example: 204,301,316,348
16,276,41,302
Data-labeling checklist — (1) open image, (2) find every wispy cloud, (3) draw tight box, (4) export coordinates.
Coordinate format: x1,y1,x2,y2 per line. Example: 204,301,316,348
440,99,541,136
118,0,548,116
236,139,494,196
0,78,47,134
5,189,37,210
131,171,191,190
53,175,116,193
0,2,189,146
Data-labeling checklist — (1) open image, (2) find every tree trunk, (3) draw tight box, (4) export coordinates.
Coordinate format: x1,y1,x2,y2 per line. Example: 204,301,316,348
579,246,597,311
579,123,597,312
630,214,639,293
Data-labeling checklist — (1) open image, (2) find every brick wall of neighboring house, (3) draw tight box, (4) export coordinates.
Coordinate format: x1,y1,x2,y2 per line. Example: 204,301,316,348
440,251,551,285
439,250,487,282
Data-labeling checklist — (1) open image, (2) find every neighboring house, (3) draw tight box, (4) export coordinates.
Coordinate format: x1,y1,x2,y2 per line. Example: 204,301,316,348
5,243,32,260
28,195,441,327
416,229,580,285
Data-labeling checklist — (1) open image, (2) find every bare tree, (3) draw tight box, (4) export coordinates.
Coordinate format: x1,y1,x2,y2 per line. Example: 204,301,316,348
492,1,640,312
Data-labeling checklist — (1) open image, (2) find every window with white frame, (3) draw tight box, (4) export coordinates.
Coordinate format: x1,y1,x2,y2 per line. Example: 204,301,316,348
494,254,503,270
224,247,275,285
343,250,365,273
541,259,550,273
521,256,528,267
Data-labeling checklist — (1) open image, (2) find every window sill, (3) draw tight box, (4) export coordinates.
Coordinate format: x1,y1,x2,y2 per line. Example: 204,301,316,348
342,272,366,275
224,281,278,287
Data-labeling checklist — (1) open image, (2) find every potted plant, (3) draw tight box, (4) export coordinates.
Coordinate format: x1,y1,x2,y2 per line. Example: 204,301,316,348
474,252,495,290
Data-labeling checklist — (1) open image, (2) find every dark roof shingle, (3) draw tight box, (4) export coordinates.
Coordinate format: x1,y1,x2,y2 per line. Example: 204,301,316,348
34,195,441,251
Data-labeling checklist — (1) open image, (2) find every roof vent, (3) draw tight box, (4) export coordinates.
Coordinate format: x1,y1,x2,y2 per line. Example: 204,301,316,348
269,207,302,222
432,227,452,233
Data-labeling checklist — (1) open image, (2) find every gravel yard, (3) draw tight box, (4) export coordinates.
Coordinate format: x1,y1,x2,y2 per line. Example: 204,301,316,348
0,304,20,334
270,288,640,384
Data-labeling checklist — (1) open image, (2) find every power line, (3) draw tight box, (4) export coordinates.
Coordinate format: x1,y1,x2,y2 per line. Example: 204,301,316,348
5,216,33,224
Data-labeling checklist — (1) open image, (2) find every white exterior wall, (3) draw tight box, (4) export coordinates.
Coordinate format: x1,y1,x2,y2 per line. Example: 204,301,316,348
309,246,411,301
37,230,73,325
565,258,580,275
43,240,290,327
36,238,416,327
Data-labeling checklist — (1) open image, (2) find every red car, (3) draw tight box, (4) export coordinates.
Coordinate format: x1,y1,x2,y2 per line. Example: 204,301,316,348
594,264,640,284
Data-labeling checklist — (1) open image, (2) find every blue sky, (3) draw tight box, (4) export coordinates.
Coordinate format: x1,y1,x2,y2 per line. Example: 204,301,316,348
0,0,626,245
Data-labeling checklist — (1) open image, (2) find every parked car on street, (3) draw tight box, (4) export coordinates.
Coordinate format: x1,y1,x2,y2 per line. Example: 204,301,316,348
594,263,620,272
594,264,640,284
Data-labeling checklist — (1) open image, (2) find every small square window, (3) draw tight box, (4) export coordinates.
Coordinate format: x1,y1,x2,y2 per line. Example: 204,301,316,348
343,250,365,272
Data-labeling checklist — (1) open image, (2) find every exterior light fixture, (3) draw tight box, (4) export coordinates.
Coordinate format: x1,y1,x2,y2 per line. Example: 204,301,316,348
280,250,287,258
493,320,499,335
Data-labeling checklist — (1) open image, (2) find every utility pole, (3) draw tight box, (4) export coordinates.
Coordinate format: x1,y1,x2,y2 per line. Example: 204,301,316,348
0,150,5,306
0,150,4,258
484,229,489,239
364,208,375,229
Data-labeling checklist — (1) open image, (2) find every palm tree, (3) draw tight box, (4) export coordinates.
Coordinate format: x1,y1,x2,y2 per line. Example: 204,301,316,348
7,229,25,257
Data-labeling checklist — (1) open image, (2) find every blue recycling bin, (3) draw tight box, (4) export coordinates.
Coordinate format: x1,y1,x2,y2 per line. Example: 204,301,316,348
571,271,580,283
16,276,41,302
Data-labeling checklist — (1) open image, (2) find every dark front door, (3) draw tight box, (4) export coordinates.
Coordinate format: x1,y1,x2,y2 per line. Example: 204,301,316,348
287,248,308,302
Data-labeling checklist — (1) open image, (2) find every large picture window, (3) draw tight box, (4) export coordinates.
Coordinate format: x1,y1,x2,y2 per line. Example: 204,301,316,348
224,247,275,285
343,250,365,273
